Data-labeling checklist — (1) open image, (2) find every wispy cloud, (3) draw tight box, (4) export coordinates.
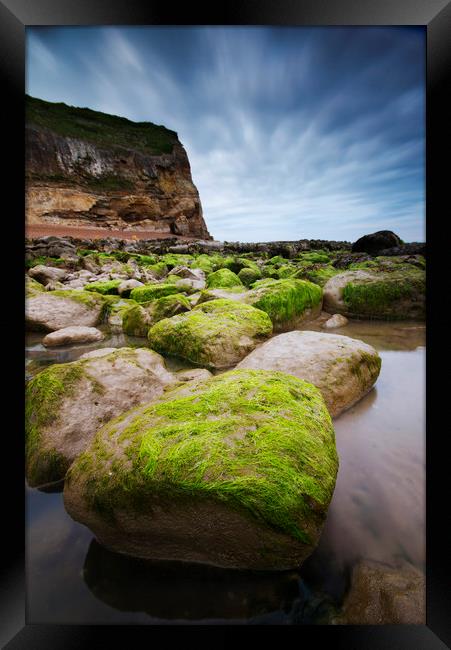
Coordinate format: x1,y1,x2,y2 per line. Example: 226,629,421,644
26,26,425,242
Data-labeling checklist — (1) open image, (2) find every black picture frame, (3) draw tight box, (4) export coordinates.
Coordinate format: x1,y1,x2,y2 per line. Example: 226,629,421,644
2,1,450,647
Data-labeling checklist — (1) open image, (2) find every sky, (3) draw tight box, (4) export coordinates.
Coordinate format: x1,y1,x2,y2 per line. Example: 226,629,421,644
26,26,425,243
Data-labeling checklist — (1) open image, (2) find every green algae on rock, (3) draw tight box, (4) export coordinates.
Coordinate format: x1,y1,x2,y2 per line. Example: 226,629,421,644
85,279,122,295
323,268,425,320
26,289,108,331
237,330,381,417
26,275,46,297
244,278,323,331
123,293,191,337
129,283,182,303
238,267,262,287
206,268,244,289
63,369,339,569
26,348,176,488
148,298,272,368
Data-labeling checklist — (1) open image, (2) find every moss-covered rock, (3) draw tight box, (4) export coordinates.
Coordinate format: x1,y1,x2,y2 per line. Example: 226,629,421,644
130,283,182,303
293,265,340,287
238,267,262,287
26,348,176,487
148,299,273,368
85,279,122,295
106,298,138,331
63,369,339,569
323,268,425,319
244,279,323,332
237,331,381,417
206,268,244,289
123,293,191,337
26,275,46,297
191,254,217,274
297,251,331,264
26,289,108,332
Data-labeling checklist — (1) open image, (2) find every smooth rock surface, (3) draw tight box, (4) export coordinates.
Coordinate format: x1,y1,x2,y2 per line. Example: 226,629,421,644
237,330,381,417
42,326,104,347
26,347,176,487
29,264,67,285
26,290,106,332
322,314,349,329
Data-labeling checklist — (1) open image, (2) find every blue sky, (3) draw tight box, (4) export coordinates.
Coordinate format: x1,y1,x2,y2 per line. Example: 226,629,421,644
26,26,425,243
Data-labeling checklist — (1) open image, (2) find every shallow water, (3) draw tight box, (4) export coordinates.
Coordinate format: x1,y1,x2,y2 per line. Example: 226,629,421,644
26,319,425,624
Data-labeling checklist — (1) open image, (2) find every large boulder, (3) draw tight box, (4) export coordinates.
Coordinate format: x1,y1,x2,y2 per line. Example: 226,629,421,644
26,289,107,332
352,230,402,255
42,326,104,347
244,279,322,332
63,369,339,569
237,331,381,417
334,561,425,624
147,299,273,369
323,268,425,319
25,347,176,487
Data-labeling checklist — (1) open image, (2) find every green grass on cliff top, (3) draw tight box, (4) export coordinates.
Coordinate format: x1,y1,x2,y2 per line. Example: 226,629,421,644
26,95,179,155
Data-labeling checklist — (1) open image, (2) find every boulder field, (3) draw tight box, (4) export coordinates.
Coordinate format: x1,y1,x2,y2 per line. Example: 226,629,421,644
24,236,426,569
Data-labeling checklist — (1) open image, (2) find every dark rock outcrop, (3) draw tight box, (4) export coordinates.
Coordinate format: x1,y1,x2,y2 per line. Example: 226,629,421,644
26,96,211,240
352,230,402,255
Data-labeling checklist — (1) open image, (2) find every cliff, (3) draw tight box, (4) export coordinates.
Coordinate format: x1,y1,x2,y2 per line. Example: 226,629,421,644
25,96,212,239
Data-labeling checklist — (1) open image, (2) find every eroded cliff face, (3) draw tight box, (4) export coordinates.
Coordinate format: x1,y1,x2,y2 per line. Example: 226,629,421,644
25,97,212,239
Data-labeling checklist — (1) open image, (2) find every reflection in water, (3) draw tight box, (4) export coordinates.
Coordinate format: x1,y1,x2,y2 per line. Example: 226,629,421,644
83,539,301,621
26,319,425,623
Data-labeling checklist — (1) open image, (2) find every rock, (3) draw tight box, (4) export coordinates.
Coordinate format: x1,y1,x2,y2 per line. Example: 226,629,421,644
130,284,182,303
123,293,191,336
323,268,425,319
26,275,46,296
352,230,402,255
168,266,206,282
44,280,66,291
244,279,323,332
85,280,122,295
206,268,244,289
106,298,138,331
148,299,273,369
332,252,372,269
117,279,144,297
26,96,211,240
28,265,67,285
79,348,118,359
236,331,381,417
175,277,206,293
42,326,104,347
25,347,176,487
26,290,107,332
238,267,262,286
63,369,339,569
175,368,213,383
196,288,247,305
335,561,425,624
378,243,426,257
322,314,349,329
